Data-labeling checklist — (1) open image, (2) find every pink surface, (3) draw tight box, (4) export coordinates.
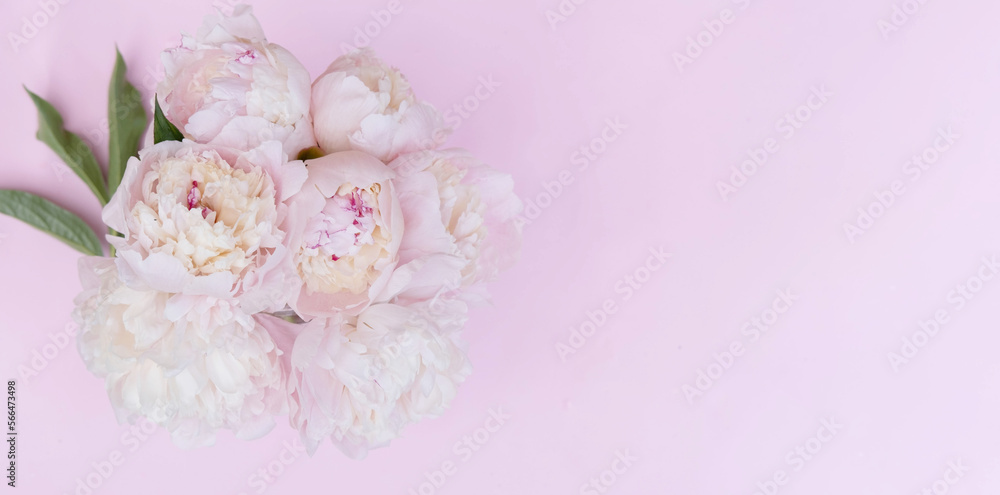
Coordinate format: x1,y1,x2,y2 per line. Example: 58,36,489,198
2,0,1000,493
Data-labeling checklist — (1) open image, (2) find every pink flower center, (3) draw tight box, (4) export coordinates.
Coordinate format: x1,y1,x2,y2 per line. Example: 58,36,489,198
236,49,257,64
303,188,378,262
186,181,212,219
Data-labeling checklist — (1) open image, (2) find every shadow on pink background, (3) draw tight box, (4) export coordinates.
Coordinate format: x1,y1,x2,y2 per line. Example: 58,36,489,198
2,0,1000,493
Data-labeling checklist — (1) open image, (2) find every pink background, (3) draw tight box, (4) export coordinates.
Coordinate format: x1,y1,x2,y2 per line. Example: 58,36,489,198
3,0,1000,493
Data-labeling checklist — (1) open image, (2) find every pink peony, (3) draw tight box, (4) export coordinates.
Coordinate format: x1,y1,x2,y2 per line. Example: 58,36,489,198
390,149,523,288
280,151,403,318
157,5,315,158
311,48,449,163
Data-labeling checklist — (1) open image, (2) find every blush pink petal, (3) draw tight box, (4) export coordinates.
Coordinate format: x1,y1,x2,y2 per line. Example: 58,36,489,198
197,4,267,43
311,73,382,153
391,166,455,264
349,101,448,163
374,253,466,307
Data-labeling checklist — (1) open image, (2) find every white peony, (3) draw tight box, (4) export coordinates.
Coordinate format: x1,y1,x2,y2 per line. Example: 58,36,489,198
103,139,305,313
278,302,471,458
73,257,287,448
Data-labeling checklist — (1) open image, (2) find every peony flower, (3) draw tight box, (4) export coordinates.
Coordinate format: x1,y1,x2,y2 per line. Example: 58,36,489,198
157,4,315,158
281,151,403,318
103,139,305,313
277,302,471,458
73,257,287,448
311,48,449,163
389,149,522,288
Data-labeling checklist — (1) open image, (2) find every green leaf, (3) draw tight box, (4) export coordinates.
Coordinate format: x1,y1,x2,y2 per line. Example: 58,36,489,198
107,47,147,198
153,96,184,144
25,87,109,204
0,190,102,256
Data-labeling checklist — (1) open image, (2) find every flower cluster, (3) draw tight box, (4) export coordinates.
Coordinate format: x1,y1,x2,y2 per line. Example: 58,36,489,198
72,5,521,457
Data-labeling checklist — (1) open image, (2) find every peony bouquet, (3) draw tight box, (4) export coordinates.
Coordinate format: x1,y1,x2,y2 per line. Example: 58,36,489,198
3,5,521,458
